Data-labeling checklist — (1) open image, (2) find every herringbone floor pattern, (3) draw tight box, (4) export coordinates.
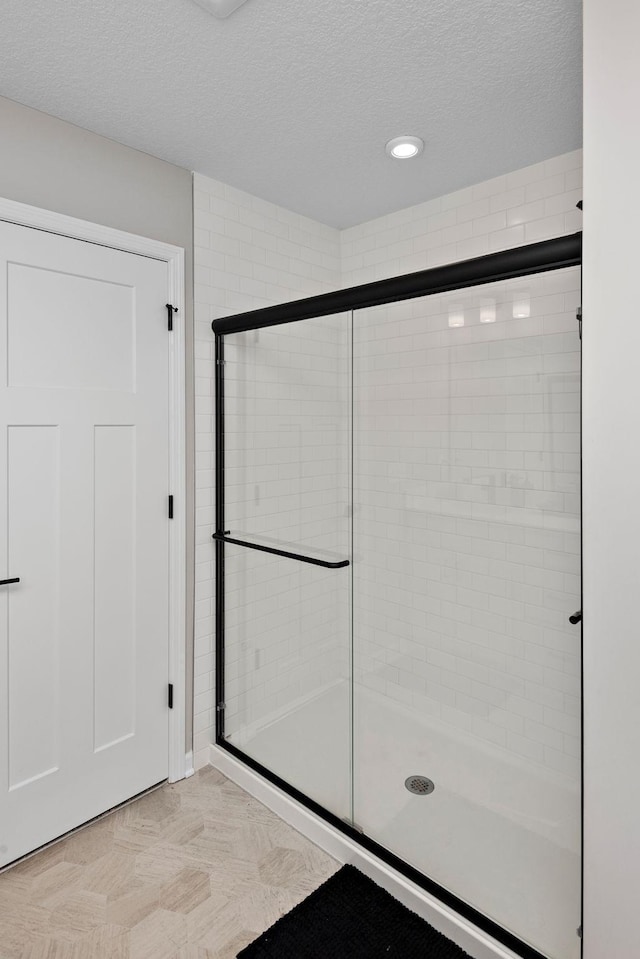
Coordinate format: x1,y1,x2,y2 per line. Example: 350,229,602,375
0,766,340,958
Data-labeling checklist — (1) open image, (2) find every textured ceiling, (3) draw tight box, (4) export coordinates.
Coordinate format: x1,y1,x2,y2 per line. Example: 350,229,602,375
0,0,582,228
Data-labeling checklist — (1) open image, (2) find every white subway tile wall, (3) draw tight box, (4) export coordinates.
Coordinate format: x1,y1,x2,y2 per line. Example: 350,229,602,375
193,174,342,769
193,150,582,773
340,151,583,287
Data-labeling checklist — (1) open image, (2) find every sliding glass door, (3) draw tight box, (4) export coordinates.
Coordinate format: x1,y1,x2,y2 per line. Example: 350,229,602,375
214,239,582,959
352,268,582,959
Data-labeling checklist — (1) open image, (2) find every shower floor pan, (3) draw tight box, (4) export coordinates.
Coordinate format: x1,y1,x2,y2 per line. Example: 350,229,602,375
227,681,580,959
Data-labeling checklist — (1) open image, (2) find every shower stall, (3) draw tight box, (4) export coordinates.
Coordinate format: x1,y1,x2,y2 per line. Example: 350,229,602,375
212,235,582,959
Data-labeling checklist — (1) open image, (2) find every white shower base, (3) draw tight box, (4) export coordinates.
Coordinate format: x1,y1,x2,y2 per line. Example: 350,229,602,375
227,682,580,959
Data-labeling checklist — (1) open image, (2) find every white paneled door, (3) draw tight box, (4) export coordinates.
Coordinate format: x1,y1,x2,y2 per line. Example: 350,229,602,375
0,221,171,867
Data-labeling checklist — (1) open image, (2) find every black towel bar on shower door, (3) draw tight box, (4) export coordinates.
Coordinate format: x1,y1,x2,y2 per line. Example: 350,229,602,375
211,533,349,569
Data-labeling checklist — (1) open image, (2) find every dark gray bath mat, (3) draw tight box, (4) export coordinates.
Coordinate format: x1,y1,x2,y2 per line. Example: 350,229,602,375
237,864,472,958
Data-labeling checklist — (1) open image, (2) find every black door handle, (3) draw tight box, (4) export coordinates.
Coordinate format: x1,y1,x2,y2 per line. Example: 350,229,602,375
569,610,582,625
0,578,20,586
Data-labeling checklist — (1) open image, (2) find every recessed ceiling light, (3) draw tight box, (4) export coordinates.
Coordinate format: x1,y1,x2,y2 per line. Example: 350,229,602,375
385,136,424,160
191,0,252,18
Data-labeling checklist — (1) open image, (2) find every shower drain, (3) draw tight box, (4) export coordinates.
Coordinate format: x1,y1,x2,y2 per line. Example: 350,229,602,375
405,775,435,796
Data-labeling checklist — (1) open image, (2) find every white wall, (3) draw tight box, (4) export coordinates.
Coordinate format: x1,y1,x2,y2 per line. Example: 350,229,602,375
0,96,193,253
583,2,640,956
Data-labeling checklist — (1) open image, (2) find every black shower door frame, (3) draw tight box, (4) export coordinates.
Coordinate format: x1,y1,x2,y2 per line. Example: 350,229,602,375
212,232,583,959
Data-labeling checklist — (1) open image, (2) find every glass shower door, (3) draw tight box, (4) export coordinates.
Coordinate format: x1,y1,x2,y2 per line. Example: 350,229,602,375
351,268,582,959
219,313,352,820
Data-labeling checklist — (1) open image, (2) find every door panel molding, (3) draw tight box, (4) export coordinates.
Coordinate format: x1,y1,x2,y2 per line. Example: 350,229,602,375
0,195,188,784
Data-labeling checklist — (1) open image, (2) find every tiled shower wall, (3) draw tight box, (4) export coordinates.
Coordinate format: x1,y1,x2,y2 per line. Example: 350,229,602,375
193,174,341,768
340,150,582,287
193,150,583,772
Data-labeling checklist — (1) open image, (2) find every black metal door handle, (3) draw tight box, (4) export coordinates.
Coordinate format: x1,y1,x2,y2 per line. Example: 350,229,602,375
0,578,20,586
569,610,582,625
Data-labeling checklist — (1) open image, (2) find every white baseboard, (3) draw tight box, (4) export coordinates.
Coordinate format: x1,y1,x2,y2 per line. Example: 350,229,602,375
184,751,195,778
209,744,520,959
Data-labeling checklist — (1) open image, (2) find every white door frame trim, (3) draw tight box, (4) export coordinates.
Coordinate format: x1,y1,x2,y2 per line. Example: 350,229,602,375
0,196,188,784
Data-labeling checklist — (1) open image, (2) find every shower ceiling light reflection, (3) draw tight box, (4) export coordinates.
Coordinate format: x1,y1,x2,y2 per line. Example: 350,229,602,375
513,295,531,318
448,305,465,328
480,298,496,323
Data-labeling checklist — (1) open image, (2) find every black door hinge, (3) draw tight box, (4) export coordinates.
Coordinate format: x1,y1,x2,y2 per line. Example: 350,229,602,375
168,683,174,709
166,304,178,331
168,495,174,519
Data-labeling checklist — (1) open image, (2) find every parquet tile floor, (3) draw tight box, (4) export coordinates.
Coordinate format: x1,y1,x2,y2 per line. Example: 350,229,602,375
0,766,340,958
